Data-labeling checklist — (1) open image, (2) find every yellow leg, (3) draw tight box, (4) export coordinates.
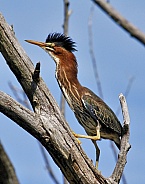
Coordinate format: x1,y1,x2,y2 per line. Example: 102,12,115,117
73,132,100,140
72,131,82,144
72,125,101,141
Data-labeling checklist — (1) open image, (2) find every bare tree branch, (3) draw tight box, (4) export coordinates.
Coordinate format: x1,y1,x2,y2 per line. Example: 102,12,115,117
91,0,145,46
108,94,131,184
0,142,20,184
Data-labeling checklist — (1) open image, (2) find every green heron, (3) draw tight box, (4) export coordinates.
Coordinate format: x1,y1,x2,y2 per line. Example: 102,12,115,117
26,33,122,168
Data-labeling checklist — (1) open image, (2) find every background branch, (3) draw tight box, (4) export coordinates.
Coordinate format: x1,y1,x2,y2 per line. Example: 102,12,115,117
0,142,19,184
0,83,105,184
88,5,104,99
63,0,70,35
92,0,145,46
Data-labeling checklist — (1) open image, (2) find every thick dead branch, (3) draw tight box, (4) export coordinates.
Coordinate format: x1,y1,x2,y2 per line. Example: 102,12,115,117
0,12,107,184
0,142,19,184
92,0,145,46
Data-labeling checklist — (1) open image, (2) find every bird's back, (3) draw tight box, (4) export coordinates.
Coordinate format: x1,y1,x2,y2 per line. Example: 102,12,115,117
73,87,122,147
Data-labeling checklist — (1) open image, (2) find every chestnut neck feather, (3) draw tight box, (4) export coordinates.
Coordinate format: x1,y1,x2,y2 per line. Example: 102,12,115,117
55,52,83,109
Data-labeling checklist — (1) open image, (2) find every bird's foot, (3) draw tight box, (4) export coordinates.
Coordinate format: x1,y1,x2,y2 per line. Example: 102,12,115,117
72,131,81,144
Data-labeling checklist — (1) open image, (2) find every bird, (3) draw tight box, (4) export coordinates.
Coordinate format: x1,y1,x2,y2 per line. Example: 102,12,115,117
25,33,122,168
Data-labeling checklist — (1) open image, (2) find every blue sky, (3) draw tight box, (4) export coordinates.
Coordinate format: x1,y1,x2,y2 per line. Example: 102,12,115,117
1,1,145,183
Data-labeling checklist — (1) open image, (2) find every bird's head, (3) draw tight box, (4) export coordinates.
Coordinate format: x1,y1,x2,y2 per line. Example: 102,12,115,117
25,33,77,65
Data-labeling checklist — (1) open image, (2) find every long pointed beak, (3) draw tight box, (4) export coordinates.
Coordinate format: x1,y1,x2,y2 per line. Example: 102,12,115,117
25,40,46,48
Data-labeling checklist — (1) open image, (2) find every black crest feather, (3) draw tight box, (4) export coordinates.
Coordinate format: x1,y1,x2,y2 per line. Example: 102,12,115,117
46,33,77,52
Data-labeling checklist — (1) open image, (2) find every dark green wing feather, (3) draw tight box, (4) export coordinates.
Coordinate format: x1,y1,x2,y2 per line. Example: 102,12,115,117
82,88,122,136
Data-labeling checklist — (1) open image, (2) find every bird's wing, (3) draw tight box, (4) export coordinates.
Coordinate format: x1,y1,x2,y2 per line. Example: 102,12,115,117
81,90,122,135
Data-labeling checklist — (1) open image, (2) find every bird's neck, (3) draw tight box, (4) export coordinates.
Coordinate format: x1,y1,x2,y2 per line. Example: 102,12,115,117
55,61,83,110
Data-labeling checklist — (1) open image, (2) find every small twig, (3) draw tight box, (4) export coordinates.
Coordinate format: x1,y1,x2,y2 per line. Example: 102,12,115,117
119,94,130,128
8,82,31,109
88,5,104,99
8,82,23,103
32,62,40,83
92,0,145,46
108,94,131,184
